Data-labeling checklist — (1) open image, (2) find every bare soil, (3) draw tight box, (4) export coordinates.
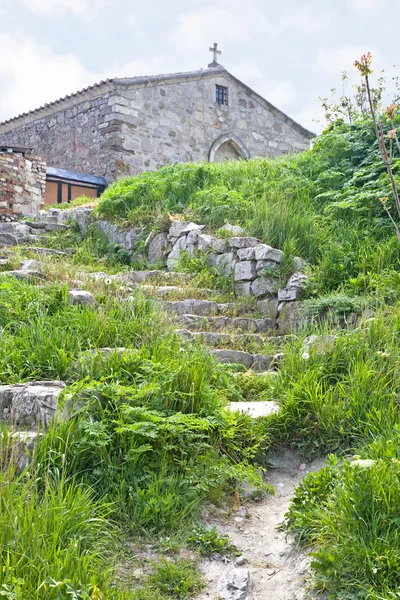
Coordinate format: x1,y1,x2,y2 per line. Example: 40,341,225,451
197,449,324,600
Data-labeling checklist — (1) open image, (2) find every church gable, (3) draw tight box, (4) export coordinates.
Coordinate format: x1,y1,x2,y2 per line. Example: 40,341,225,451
0,66,313,182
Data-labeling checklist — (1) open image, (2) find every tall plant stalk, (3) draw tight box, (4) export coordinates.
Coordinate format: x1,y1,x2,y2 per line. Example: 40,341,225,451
355,53,400,235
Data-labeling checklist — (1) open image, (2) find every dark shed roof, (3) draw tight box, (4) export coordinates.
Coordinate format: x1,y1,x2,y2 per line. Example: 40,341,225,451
46,166,106,186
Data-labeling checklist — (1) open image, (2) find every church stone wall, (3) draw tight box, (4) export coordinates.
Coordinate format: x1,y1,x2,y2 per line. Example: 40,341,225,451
109,73,310,177
0,90,116,179
0,71,311,182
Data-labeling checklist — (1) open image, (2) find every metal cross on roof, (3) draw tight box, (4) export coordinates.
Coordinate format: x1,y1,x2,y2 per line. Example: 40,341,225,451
208,43,222,68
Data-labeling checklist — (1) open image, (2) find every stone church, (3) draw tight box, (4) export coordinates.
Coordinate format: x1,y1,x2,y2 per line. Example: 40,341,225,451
0,49,313,184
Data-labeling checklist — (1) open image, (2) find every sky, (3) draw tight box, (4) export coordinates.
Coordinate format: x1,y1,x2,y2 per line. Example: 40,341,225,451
1,0,400,131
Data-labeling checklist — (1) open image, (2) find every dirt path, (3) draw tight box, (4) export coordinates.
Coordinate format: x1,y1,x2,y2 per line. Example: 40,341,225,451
197,449,323,600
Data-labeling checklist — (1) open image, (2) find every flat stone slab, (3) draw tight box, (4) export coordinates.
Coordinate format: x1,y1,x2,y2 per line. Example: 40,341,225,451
163,299,219,316
68,290,95,307
177,314,276,333
227,401,280,418
0,381,66,429
211,349,254,368
2,269,43,280
117,270,192,284
218,567,251,600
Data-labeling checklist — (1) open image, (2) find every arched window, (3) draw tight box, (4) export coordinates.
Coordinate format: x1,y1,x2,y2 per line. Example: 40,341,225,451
209,133,250,163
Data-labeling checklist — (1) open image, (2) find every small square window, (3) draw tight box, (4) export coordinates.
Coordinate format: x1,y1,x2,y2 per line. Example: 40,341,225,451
216,85,228,106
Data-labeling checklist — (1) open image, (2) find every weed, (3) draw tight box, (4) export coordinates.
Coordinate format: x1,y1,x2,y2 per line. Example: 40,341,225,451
147,558,204,599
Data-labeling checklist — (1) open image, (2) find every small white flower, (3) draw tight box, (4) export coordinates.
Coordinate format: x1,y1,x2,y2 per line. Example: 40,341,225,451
104,278,112,285
302,352,310,360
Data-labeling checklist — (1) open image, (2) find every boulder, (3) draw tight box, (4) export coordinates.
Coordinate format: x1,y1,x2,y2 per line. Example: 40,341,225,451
251,276,278,298
278,272,308,302
252,354,273,371
256,259,279,275
255,318,276,333
20,259,42,272
257,299,279,319
0,381,66,429
163,300,219,316
234,261,257,282
168,220,190,240
234,282,252,297
230,237,261,249
219,223,245,236
147,232,168,265
211,349,254,368
278,301,302,334
231,318,258,333
210,252,236,277
254,244,283,263
166,236,187,270
95,220,142,252
302,334,337,359
180,222,204,235
0,233,18,245
237,247,256,260
68,290,95,307
278,288,297,302
9,431,40,473
218,568,250,600
74,208,93,233
3,269,42,280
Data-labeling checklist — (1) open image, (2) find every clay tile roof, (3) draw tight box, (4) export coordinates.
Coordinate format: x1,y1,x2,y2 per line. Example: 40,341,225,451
0,79,115,126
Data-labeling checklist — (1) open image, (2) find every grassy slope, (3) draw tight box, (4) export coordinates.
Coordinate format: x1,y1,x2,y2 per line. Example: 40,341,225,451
3,117,400,598
0,274,268,599
95,117,400,599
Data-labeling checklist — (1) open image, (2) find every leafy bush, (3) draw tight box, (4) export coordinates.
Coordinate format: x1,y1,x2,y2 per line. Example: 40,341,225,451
96,118,400,296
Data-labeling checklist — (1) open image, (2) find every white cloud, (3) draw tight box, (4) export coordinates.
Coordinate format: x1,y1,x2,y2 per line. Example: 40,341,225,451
317,45,379,76
0,33,97,121
349,0,383,15
170,0,268,53
0,32,180,122
20,0,111,17
21,0,91,15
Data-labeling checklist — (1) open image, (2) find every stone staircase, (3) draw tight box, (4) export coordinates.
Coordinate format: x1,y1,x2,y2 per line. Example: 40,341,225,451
0,216,297,471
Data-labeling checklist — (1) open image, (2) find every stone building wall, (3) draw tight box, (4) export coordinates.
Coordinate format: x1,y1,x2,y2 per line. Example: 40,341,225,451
0,151,46,218
0,83,116,178
108,71,311,177
0,68,313,182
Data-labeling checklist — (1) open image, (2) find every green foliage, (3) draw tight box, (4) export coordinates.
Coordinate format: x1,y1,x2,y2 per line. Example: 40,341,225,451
173,250,232,291
97,118,400,296
286,456,400,599
45,195,98,211
147,558,204,600
0,468,128,599
186,525,238,557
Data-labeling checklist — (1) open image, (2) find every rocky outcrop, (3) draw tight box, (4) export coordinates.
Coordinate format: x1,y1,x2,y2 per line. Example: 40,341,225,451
0,381,66,430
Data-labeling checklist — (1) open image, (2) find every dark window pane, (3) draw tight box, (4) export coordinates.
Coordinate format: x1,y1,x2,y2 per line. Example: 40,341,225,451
216,85,228,105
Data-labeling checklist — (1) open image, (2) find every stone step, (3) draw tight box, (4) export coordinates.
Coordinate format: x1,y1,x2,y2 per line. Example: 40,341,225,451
176,328,268,350
176,313,277,333
210,349,282,372
23,246,69,256
163,299,233,317
44,223,70,232
115,270,194,284
0,381,66,430
227,401,280,418
140,285,218,299
0,269,43,281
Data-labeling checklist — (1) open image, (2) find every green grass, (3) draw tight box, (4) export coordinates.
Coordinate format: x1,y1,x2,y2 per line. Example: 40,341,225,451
147,558,204,600
96,118,400,299
0,466,130,599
